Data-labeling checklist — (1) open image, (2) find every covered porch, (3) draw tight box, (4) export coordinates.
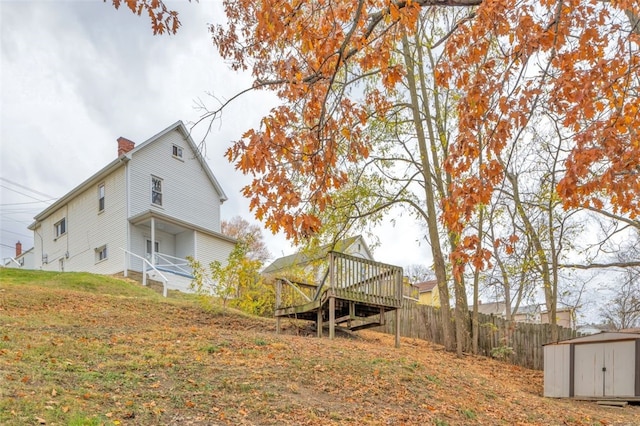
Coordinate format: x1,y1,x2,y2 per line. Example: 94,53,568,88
123,210,236,295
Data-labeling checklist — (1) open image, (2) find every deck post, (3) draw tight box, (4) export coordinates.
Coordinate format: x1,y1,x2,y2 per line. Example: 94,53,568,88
275,279,282,334
395,307,400,348
329,296,335,340
317,305,323,338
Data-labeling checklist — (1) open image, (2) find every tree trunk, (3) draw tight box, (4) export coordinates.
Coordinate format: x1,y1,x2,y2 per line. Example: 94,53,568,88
401,35,455,351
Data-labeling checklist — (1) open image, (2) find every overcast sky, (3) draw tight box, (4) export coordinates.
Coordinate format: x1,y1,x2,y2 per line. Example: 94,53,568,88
0,0,433,269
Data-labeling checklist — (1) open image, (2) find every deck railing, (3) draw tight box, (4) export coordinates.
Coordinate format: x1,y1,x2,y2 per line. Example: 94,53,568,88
328,251,404,308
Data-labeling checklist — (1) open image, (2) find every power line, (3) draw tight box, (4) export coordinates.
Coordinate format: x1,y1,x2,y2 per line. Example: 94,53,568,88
0,228,32,238
0,184,52,203
0,200,56,206
0,177,55,199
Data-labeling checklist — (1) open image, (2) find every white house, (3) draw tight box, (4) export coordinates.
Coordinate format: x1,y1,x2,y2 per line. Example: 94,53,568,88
3,241,35,270
27,121,236,293
262,235,374,277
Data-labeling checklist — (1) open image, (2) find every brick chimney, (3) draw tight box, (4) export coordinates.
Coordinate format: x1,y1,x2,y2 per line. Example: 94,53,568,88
117,137,135,156
15,241,22,257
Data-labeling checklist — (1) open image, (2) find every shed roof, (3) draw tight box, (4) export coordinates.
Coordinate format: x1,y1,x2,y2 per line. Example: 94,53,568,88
544,330,640,346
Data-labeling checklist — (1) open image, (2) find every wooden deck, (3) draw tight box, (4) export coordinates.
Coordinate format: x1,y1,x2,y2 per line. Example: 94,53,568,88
274,251,404,347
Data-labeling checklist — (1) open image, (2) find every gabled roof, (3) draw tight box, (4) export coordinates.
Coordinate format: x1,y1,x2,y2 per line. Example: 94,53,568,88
29,121,226,228
414,280,437,293
129,121,227,202
262,235,371,274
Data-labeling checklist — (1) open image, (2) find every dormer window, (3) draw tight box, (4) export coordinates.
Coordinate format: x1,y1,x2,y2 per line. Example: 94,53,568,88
172,145,183,159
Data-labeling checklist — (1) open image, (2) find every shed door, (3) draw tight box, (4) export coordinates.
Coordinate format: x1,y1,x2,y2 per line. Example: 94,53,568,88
574,341,635,397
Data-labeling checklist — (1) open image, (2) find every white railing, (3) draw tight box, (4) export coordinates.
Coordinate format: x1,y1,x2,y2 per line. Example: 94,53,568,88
152,252,220,295
153,252,193,277
121,248,169,297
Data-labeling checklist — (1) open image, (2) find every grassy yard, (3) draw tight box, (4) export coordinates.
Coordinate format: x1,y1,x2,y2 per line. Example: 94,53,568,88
1,268,638,425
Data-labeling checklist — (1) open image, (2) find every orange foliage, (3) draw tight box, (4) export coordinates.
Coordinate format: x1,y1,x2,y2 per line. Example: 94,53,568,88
119,0,639,260
439,0,639,271
108,0,185,34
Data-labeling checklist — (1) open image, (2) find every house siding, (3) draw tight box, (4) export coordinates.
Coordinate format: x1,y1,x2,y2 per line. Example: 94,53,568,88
344,238,372,260
175,231,194,259
195,231,235,268
129,225,175,271
128,129,222,232
36,167,127,274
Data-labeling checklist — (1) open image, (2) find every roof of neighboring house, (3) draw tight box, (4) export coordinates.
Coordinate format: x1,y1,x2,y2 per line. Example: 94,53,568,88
476,301,507,316
414,280,437,293
29,121,226,228
262,235,371,274
513,304,541,315
2,247,33,267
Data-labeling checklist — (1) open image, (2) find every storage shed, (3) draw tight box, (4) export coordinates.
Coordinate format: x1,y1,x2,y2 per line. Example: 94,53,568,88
543,331,640,398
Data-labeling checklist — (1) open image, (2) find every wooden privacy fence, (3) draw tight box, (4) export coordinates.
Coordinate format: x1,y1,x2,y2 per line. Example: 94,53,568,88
377,301,580,370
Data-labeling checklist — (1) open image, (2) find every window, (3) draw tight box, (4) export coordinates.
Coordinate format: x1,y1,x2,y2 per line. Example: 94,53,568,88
172,145,183,159
54,218,66,238
96,245,108,262
98,184,105,212
146,240,159,256
151,176,163,206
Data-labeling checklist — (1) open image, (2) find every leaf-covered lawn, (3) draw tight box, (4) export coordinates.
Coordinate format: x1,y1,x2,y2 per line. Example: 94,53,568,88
1,270,638,425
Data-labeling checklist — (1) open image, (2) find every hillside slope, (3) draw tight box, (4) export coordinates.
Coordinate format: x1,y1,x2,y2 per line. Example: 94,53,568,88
1,269,638,425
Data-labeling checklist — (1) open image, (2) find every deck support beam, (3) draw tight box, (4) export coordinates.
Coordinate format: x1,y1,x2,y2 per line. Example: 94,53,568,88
316,305,323,338
275,279,282,335
395,307,400,348
329,296,335,340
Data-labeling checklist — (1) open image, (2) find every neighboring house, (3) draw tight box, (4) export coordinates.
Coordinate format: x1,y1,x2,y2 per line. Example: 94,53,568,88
477,300,507,316
512,304,541,323
262,235,374,281
27,121,236,292
3,241,35,269
477,300,575,329
540,307,575,330
414,280,440,307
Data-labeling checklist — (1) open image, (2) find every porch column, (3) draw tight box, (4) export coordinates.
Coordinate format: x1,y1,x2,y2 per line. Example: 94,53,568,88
193,230,198,263
150,216,156,265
